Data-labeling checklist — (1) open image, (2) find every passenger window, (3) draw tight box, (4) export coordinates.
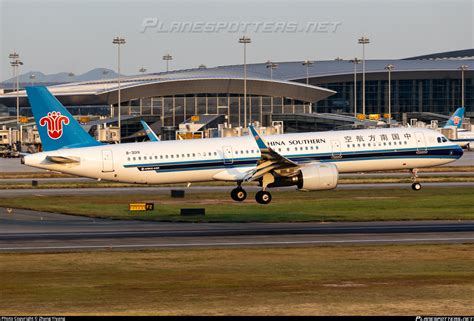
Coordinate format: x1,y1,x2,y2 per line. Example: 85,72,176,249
138,157,141,160
171,155,174,159
133,157,136,161
127,157,130,161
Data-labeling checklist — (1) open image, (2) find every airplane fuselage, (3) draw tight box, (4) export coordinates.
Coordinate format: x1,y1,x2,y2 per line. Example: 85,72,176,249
24,127,463,185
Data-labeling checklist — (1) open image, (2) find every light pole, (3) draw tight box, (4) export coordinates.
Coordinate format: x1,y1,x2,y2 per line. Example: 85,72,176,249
302,60,314,85
10,58,23,124
8,52,20,123
384,64,394,127
358,36,370,115
350,58,361,118
239,36,251,127
8,52,19,91
458,65,468,107
265,60,278,80
113,36,126,137
139,67,147,74
162,54,173,73
68,72,75,81
29,74,36,85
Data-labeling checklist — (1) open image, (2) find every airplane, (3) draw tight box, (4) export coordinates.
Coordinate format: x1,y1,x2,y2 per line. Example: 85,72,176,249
140,120,160,141
444,107,465,129
443,107,474,149
22,86,463,204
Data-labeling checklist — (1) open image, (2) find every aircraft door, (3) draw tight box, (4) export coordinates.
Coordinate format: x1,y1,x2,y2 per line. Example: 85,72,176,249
223,146,233,164
331,140,342,159
101,150,114,172
415,132,428,154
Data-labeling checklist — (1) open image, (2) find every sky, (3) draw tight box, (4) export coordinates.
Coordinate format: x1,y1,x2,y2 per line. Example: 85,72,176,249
0,0,472,80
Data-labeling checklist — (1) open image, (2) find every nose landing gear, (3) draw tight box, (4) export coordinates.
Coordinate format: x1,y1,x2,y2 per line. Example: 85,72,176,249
410,169,422,191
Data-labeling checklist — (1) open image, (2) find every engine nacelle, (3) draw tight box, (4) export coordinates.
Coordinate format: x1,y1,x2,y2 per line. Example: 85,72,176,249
265,163,339,191
297,163,339,191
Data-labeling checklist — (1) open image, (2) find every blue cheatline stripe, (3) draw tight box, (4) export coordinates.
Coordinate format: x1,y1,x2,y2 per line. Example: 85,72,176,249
122,146,459,173
124,157,258,168
319,155,459,163
123,146,461,173
152,163,255,173
145,155,459,173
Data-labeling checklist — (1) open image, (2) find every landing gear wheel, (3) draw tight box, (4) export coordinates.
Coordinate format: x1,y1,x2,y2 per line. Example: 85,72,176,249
231,188,247,202
411,182,422,191
255,191,272,204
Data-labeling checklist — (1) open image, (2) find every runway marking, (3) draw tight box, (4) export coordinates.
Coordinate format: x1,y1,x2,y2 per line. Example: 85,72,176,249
1,223,473,239
1,237,474,251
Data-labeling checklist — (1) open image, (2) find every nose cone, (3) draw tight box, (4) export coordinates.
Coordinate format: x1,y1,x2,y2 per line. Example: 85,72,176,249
452,145,464,159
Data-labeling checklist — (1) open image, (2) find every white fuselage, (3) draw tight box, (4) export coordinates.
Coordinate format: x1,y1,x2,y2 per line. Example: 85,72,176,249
23,127,463,185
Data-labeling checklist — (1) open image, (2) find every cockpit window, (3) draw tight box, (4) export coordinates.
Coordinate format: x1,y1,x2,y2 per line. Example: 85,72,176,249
438,136,448,143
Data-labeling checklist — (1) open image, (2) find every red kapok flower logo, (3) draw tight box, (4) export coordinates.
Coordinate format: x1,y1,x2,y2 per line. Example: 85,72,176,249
452,116,461,125
39,111,70,139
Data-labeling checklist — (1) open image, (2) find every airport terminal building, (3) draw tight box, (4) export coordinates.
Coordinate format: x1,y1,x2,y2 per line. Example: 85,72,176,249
0,49,472,133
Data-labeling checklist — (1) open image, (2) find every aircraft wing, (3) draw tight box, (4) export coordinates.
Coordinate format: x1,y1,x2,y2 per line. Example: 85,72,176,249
245,125,299,181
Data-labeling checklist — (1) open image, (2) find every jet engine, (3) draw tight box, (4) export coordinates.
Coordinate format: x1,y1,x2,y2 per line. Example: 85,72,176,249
266,163,339,191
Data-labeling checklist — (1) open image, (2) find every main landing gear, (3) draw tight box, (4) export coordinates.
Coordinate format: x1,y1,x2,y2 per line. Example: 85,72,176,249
231,174,275,204
230,186,247,202
410,168,422,191
230,187,272,204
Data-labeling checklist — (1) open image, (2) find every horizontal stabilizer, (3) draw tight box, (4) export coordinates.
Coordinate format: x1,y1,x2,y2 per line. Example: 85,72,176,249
46,156,80,164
